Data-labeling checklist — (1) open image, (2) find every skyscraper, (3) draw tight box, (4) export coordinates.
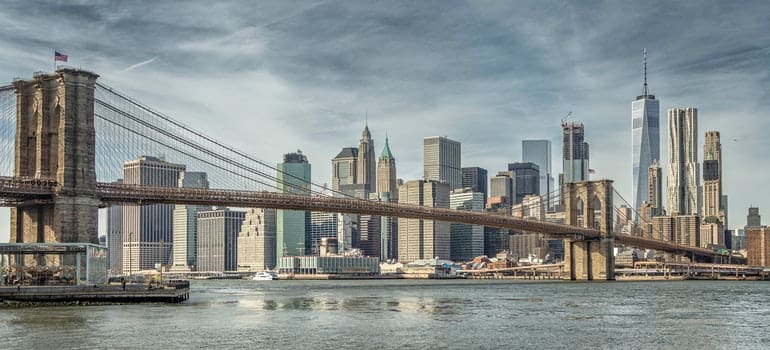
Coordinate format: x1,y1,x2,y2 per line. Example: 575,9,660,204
631,49,661,213
237,208,277,271
277,151,311,258
522,140,553,208
309,211,338,255
424,136,461,190
196,208,245,272
377,136,397,200
489,171,513,206
702,131,722,220
107,179,123,276
398,180,450,261
667,108,699,215
562,122,589,183
172,171,210,272
747,207,761,228
332,147,357,192
449,188,485,262
122,156,185,274
647,161,663,217
508,162,540,205
461,167,488,204
357,125,376,193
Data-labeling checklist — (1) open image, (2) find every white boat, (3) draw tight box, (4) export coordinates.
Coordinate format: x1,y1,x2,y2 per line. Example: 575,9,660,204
251,271,279,281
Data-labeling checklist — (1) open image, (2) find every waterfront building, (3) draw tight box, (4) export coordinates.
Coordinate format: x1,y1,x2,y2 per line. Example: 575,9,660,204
747,226,770,266
489,171,513,206
631,49,661,215
449,188,485,262
357,125,376,193
277,255,380,275
424,136,461,190
508,162,540,204
171,171,210,272
702,131,723,221
398,180,450,261
277,151,311,258
196,209,245,272
461,167,488,204
562,121,589,183
667,107,699,215
121,156,184,274
647,162,663,216
237,208,277,271
332,147,357,192
522,140,553,209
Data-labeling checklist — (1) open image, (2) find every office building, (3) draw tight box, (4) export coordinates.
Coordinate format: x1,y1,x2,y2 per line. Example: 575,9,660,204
107,181,123,276
309,211,338,255
449,188,485,262
171,171,210,272
667,107,699,215
562,122,589,183
647,162,663,216
398,180,450,261
512,194,545,221
631,49,661,214
359,214,381,257
700,219,724,248
484,227,509,257
357,125,376,193
377,136,398,200
747,226,770,267
702,131,722,221
122,156,184,274
747,207,761,228
237,208,277,271
332,147,358,192
277,151,311,258
196,209,245,272
651,215,700,247
508,162,540,204
424,136,461,189
489,171,513,206
510,233,548,261
522,140,554,208
462,167,488,204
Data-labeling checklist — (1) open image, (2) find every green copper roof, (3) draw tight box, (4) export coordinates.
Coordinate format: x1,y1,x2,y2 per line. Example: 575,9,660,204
380,137,394,159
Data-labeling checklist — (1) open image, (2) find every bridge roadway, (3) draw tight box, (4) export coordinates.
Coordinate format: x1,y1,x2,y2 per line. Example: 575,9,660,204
0,176,724,259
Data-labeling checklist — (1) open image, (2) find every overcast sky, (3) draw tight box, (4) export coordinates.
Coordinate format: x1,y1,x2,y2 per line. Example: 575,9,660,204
1,1,769,241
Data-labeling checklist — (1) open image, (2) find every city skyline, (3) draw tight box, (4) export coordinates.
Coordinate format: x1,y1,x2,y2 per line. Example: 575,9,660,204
1,2,769,242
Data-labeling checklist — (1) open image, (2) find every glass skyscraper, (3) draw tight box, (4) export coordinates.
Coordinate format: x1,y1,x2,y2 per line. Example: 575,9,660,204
522,140,553,208
276,151,311,258
632,49,660,213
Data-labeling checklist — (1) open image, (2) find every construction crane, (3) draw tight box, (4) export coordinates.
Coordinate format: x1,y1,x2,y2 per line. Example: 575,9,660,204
561,111,573,126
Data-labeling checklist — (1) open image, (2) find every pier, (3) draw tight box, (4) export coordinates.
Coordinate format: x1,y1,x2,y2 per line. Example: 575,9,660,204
0,281,190,305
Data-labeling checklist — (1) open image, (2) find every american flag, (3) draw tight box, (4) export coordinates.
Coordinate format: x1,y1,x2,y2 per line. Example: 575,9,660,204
589,169,596,174
54,51,68,62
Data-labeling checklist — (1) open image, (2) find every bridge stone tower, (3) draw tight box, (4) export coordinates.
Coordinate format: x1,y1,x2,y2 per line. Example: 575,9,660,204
10,69,100,244
563,180,615,280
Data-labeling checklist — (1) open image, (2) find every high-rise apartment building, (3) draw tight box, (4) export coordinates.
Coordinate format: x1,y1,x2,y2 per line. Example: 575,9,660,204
562,122,589,183
357,125,376,193
277,151,311,258
424,136,461,190
522,140,553,208
702,131,722,220
332,147,357,192
651,215,700,247
398,180,450,261
747,226,770,266
449,188,485,262
632,49,661,213
747,207,761,228
196,209,245,272
237,208,277,271
122,156,184,274
461,167,488,204
667,108,699,215
171,171,210,272
647,161,663,217
508,162,540,205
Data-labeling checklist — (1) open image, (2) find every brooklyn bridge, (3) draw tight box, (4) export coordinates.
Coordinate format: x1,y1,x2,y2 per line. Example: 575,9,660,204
0,69,727,281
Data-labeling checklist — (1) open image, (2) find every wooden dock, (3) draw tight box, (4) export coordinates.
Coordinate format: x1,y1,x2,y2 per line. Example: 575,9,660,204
0,281,190,305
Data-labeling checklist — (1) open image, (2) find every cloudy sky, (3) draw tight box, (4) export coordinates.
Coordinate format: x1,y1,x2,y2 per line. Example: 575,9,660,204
1,1,769,240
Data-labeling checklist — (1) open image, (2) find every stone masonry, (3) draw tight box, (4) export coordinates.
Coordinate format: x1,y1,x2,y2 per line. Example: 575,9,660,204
562,180,615,280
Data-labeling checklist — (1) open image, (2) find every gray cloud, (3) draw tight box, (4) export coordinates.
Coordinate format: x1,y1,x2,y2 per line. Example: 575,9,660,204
1,1,770,241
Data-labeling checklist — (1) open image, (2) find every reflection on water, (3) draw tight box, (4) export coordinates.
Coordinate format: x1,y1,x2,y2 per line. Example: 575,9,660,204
2,280,770,349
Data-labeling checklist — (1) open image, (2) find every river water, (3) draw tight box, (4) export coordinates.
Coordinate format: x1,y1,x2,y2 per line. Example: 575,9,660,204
1,279,769,349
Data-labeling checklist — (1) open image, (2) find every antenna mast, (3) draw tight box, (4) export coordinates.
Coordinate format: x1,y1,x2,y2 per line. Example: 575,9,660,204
642,48,649,96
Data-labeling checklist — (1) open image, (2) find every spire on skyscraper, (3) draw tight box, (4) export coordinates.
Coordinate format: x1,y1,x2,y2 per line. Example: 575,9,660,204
641,48,652,98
